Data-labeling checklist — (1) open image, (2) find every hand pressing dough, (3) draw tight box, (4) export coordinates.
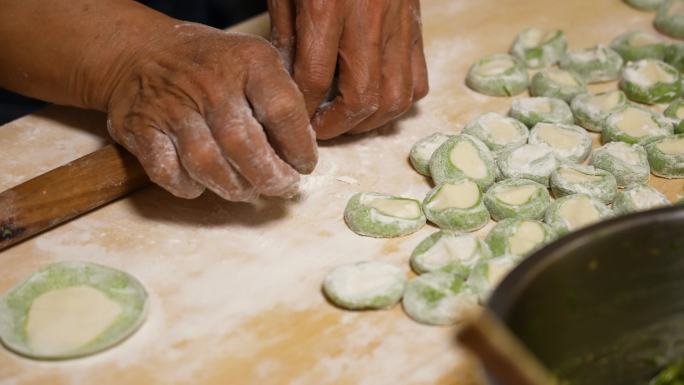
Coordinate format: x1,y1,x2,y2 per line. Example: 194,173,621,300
602,104,673,145
591,142,651,186
344,192,426,238
570,90,627,132
508,97,574,128
613,184,671,215
497,144,560,186
664,99,684,134
545,194,612,235
0,261,148,360
510,28,567,69
528,122,593,163
655,0,684,39
429,134,497,189
462,112,529,155
620,59,681,104
466,53,529,96
422,180,490,232
409,133,453,176
485,218,556,258
624,0,666,11
410,231,492,275
560,44,624,83
484,178,551,221
550,164,618,204
665,42,684,73
645,134,684,178
402,271,478,326
467,254,522,303
323,262,407,310
611,31,667,61
530,68,587,102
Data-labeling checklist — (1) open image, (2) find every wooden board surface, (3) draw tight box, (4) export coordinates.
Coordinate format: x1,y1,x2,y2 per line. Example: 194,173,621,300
1,1,684,384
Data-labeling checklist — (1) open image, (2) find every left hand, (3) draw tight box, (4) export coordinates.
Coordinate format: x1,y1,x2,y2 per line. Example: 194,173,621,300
268,0,429,140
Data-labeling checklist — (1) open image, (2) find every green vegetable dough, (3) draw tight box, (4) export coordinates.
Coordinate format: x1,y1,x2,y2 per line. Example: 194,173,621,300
620,59,681,104
497,144,560,186
485,218,556,258
664,99,684,134
344,192,426,238
590,141,651,187
510,28,567,69
610,31,667,61
655,0,684,39
483,178,551,221
613,184,671,215
467,254,523,303
409,132,453,176
570,90,627,133
0,261,148,360
410,231,492,275
428,134,497,189
545,194,612,235
402,271,478,326
528,122,593,163
462,112,529,155
665,42,684,72
529,68,587,102
649,356,684,385
624,0,666,10
466,53,529,96
560,44,624,83
602,104,673,145
508,97,574,128
422,179,490,232
550,164,618,204
645,134,684,178
322,261,407,310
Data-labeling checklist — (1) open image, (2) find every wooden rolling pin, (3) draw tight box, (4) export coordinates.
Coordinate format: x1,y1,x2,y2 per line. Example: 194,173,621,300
0,145,149,251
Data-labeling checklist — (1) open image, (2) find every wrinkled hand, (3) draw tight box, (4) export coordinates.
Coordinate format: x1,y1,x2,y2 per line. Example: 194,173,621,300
107,24,318,201
268,0,429,140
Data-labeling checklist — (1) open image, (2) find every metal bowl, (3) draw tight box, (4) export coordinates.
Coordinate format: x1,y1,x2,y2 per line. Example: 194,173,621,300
487,205,684,385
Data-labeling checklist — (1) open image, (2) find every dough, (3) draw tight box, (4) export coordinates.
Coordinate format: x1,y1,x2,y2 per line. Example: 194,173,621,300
544,194,612,235
497,144,560,186
665,42,684,73
664,99,684,134
613,185,671,215
465,53,529,96
409,133,453,176
528,122,593,163
590,141,651,186
602,104,673,145
550,164,618,204
620,59,680,104
645,134,684,178
529,68,587,102
422,179,490,232
429,134,497,189
410,231,492,274
344,192,426,238
560,44,624,83
510,28,567,68
467,254,523,302
462,112,529,155
624,0,666,11
485,218,556,258
484,178,551,221
402,271,478,326
570,90,627,132
0,261,148,360
655,0,684,39
508,97,574,128
323,262,406,310
610,31,666,61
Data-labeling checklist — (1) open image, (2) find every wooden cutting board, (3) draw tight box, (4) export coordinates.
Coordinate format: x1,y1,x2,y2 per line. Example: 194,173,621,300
1,1,683,384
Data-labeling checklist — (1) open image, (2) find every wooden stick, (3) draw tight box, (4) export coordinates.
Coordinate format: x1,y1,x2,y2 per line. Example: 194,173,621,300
457,309,555,385
0,144,149,251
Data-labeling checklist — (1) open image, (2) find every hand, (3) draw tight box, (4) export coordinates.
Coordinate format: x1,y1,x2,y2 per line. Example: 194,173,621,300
268,0,429,140
107,24,318,201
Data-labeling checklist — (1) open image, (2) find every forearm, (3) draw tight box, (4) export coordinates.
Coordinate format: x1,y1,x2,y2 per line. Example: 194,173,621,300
0,0,175,111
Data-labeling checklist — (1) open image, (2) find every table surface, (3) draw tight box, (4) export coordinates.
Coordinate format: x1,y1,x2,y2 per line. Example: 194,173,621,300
2,1,684,384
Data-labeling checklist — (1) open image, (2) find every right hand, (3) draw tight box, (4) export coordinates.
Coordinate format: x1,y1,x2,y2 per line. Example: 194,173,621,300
106,24,318,201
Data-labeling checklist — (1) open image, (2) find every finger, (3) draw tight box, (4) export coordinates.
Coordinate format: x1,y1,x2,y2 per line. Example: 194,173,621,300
311,4,385,140
207,98,301,197
107,116,205,199
291,1,343,117
268,0,296,71
245,53,318,174
165,109,256,202
410,1,429,101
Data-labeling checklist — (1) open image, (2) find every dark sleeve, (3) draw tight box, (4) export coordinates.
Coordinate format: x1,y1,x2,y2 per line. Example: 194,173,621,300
139,0,267,28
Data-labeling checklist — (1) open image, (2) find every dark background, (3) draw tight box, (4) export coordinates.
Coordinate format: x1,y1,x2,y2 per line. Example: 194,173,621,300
0,0,268,125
